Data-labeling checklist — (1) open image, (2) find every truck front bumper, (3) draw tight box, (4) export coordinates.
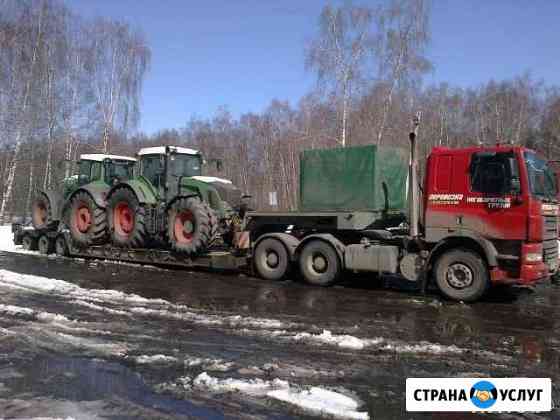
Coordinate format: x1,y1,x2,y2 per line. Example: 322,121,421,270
490,262,549,286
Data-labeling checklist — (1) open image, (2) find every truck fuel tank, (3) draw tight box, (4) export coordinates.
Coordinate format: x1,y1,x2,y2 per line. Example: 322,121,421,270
344,243,399,273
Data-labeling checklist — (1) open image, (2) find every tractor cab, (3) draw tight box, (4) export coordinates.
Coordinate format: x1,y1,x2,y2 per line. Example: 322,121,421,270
77,154,136,187
137,146,202,200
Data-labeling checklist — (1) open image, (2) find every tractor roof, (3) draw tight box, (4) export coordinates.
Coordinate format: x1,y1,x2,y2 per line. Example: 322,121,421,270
80,154,136,162
137,146,200,156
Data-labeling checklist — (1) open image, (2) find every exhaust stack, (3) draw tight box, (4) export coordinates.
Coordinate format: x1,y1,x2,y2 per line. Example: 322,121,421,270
408,113,421,238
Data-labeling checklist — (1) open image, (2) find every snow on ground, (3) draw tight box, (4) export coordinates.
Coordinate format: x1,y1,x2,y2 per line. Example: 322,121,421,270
0,224,36,255
181,372,370,420
0,269,500,359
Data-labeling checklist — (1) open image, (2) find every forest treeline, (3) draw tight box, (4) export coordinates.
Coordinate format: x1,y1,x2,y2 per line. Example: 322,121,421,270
1,0,559,220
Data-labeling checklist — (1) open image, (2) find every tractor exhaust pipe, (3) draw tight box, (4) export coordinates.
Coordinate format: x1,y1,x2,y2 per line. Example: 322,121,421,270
408,113,421,238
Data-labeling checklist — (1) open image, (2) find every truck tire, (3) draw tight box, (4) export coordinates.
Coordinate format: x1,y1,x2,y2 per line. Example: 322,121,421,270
107,187,147,248
22,234,38,251
254,238,290,281
38,235,54,255
299,240,341,287
55,235,69,257
168,197,217,255
434,249,489,302
67,191,107,247
31,192,53,230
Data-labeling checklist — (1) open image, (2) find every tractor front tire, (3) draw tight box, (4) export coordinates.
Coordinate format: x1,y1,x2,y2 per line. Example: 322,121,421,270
67,191,107,247
107,187,147,248
168,197,218,255
31,193,53,230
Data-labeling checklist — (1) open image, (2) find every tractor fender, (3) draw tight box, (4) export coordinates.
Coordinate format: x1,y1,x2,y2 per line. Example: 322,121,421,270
427,232,499,268
166,190,202,210
40,189,63,221
107,179,158,206
64,186,105,213
253,233,301,261
295,234,346,265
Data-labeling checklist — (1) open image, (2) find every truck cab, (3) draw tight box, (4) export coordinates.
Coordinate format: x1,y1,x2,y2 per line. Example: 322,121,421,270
424,145,559,286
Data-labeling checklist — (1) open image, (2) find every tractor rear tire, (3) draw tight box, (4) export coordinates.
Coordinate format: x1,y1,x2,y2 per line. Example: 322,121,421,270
168,197,218,255
67,191,107,247
31,193,53,230
107,187,147,248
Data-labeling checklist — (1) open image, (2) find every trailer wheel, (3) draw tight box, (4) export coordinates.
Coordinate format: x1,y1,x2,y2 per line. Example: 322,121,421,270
254,238,290,281
434,249,489,302
22,235,38,251
38,235,54,255
299,240,341,287
107,187,147,248
68,191,107,247
168,197,218,255
31,192,53,230
55,235,69,257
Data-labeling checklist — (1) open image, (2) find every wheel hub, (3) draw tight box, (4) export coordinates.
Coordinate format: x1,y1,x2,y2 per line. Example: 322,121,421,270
76,205,92,233
312,254,328,273
266,251,279,268
446,263,473,289
174,210,195,244
114,202,134,235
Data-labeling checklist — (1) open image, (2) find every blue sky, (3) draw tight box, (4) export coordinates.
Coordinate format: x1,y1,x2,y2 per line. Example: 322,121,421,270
71,0,560,135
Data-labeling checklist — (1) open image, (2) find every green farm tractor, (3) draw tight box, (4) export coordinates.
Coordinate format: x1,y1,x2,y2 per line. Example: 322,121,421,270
105,145,245,255
31,154,136,246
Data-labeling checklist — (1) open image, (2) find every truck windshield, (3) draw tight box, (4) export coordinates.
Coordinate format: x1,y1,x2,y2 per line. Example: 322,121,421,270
169,154,202,177
524,151,558,201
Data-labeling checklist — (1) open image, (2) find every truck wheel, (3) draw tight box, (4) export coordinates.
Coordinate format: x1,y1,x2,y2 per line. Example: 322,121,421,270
55,235,69,257
434,249,489,302
299,240,341,287
254,238,290,281
107,187,147,248
22,235,38,251
31,192,53,229
38,235,54,255
168,197,217,255
68,191,107,247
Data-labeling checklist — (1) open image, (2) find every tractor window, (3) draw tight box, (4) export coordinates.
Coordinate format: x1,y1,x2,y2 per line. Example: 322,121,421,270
105,161,133,185
470,152,517,194
78,161,92,185
90,162,102,181
169,154,202,178
141,155,165,187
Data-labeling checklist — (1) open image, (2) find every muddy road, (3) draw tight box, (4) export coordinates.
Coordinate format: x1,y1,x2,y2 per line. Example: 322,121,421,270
0,250,559,419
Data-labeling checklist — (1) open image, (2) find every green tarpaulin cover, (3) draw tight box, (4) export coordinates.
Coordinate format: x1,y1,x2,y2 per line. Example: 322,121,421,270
299,145,408,212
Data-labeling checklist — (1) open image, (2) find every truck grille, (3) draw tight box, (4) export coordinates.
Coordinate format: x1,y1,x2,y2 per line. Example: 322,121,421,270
543,213,558,271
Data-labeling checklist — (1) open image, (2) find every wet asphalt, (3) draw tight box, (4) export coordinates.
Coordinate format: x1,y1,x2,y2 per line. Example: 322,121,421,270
0,251,559,419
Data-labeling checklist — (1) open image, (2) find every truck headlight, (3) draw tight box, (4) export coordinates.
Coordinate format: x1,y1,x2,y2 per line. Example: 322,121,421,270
525,253,543,263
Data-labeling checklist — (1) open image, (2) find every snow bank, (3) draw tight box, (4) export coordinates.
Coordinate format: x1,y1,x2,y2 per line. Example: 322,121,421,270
134,354,179,365
268,387,369,420
0,303,71,323
0,225,17,253
292,329,463,355
293,330,383,350
191,372,369,419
